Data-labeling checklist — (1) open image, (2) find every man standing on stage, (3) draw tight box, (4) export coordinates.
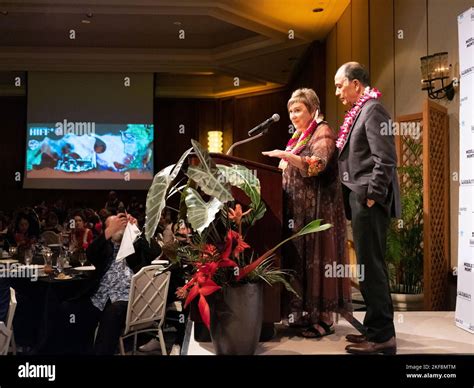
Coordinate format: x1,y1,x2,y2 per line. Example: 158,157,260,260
335,62,401,355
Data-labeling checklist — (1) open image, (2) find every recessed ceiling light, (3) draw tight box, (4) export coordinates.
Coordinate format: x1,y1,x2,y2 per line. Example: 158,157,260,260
81,19,91,24
173,21,182,26
313,8,324,12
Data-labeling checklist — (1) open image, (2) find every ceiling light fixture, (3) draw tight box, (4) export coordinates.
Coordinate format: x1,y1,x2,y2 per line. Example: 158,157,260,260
173,21,182,26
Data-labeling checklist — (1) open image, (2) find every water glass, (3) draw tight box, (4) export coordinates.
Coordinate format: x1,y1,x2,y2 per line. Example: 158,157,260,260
56,254,65,273
24,248,33,266
62,249,70,268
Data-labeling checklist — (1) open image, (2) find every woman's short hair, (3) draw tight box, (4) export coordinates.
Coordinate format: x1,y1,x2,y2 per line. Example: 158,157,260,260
287,88,323,120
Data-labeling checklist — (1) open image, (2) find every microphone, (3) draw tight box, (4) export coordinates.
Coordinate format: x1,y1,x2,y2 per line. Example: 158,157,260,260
248,114,280,136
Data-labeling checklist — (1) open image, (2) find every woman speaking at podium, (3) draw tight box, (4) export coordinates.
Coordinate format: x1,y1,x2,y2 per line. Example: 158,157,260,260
262,88,351,338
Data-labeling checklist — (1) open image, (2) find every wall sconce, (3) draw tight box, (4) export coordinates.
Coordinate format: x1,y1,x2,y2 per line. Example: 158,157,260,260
420,52,456,100
207,131,223,153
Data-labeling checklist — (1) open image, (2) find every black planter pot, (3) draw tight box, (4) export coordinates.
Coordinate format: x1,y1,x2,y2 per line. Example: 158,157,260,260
210,282,263,355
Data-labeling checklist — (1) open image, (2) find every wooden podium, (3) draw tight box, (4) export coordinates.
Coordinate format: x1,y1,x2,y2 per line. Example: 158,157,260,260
210,153,283,324
191,153,283,341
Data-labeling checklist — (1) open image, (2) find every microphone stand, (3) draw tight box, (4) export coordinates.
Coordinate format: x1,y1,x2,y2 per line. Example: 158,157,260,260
226,131,265,156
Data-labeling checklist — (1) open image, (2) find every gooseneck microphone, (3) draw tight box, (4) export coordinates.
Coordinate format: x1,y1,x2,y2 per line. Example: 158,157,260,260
248,114,280,136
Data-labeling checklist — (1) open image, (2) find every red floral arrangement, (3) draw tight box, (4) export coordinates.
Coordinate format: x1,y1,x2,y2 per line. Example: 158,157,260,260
145,140,331,330
176,205,263,328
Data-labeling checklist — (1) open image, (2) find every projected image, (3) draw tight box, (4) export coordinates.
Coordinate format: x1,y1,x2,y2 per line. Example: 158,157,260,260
25,72,154,189
26,123,153,176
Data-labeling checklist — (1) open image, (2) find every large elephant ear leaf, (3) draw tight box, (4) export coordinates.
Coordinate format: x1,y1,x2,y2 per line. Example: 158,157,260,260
186,140,233,203
145,147,192,242
217,164,266,224
169,147,193,183
184,187,223,234
145,165,174,242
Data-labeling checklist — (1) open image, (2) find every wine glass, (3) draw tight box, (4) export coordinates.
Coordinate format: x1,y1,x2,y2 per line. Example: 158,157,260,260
78,252,87,267
8,245,17,258
24,248,33,266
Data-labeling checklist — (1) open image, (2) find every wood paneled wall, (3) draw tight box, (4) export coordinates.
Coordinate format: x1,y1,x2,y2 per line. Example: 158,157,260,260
369,0,395,117
325,0,370,131
231,89,292,165
326,0,472,268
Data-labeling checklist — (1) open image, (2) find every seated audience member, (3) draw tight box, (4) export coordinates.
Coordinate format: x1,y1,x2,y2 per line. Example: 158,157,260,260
62,213,161,355
4,210,40,251
98,208,111,226
42,212,62,234
104,191,125,215
127,196,144,215
139,218,188,353
70,211,93,251
83,208,103,238
0,212,10,234
51,199,67,225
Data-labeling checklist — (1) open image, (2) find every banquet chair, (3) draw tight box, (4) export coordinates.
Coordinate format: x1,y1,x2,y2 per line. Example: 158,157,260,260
40,231,61,245
119,265,171,355
0,288,17,355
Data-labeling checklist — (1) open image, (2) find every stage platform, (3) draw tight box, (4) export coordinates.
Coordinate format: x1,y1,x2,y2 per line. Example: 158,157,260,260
182,311,474,355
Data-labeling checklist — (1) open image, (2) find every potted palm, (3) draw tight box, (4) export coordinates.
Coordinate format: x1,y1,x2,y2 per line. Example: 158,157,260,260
386,139,424,311
144,140,331,354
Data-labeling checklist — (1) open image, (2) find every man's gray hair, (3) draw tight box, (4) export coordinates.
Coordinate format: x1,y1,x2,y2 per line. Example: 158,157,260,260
340,62,370,87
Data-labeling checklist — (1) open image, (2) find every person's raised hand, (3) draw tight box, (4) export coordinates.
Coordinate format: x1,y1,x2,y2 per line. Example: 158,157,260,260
126,213,138,225
104,213,128,240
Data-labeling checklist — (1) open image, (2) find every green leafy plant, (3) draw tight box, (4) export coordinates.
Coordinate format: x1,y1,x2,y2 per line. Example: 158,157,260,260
144,139,332,327
386,139,423,294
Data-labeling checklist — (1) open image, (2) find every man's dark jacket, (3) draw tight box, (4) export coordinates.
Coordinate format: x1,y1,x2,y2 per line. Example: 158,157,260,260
338,98,401,219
